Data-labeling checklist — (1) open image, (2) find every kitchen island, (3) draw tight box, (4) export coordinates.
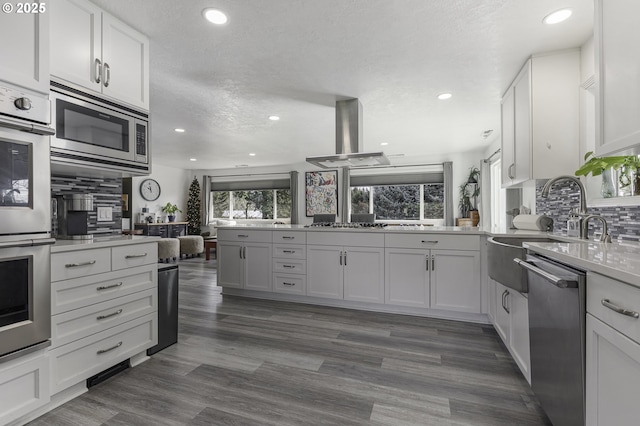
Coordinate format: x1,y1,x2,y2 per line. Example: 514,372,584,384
217,224,492,323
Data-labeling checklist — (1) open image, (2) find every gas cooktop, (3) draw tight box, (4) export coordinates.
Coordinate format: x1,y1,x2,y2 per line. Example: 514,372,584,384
305,222,387,229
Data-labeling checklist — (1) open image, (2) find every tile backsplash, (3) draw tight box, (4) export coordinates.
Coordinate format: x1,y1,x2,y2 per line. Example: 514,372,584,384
536,181,640,242
51,175,122,237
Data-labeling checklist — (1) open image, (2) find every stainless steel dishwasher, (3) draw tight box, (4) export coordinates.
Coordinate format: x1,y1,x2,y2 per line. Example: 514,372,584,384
515,254,586,426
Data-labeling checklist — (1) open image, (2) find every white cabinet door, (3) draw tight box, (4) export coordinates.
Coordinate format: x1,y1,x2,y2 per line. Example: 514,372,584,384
501,87,515,187
488,278,497,323
343,246,384,304
430,250,481,313
50,0,101,92
586,314,640,426
101,13,149,109
513,63,531,185
0,2,49,94
494,283,510,343
595,0,640,155
385,248,429,308
509,289,530,384
217,242,243,288
307,245,343,299
244,243,272,292
0,352,49,425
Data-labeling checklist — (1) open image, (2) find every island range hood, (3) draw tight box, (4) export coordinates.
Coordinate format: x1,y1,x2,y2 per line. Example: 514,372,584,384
306,99,390,169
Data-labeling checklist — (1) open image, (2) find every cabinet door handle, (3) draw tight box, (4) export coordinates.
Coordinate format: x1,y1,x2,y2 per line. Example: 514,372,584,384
344,251,347,266
502,290,510,314
103,62,111,87
239,247,243,259
97,309,123,320
601,299,640,319
426,255,429,271
97,341,122,355
283,282,296,286
65,260,96,268
125,253,147,259
97,282,123,291
421,240,438,244
339,251,343,266
508,163,515,179
242,247,247,259
94,58,102,83
282,236,295,240
432,255,435,270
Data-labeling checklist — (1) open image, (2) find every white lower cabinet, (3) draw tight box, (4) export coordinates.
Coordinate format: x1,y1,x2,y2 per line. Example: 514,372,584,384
385,247,481,313
307,245,384,302
586,272,640,425
218,241,272,291
49,242,158,395
0,351,49,425
493,280,530,383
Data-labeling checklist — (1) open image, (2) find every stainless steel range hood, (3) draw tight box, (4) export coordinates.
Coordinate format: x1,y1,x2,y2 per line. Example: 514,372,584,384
306,99,389,169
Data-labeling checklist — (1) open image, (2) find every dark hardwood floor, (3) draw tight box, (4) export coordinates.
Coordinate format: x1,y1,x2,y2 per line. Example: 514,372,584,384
30,257,550,425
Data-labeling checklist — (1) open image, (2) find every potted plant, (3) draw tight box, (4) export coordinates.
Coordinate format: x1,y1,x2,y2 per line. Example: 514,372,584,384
161,202,182,222
575,152,640,197
459,167,480,225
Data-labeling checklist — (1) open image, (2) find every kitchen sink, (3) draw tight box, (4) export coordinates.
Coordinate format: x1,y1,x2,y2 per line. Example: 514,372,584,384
487,236,558,293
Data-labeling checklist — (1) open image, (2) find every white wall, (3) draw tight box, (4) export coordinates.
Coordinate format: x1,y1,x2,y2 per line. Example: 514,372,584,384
132,163,191,222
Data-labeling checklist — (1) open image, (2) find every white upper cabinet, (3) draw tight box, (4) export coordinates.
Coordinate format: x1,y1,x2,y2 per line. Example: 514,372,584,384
595,0,640,155
501,50,580,187
0,1,49,94
50,0,149,110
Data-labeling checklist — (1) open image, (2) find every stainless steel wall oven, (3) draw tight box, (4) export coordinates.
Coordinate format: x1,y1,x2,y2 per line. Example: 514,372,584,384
0,81,55,360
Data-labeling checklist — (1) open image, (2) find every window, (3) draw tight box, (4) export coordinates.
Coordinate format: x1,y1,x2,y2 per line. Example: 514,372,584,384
210,189,291,220
349,167,446,224
490,159,506,229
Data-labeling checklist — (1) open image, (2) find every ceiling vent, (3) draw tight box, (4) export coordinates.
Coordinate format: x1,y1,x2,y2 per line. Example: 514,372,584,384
306,99,389,168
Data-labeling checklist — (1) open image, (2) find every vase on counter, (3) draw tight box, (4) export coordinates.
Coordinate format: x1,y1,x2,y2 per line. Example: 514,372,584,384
600,168,617,198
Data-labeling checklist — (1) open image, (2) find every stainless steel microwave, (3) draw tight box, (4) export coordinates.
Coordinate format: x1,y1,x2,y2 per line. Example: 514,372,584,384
50,80,150,175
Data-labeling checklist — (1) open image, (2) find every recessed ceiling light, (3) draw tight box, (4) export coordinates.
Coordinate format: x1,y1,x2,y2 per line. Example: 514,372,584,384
249,153,256,156
380,142,389,146
437,93,452,100
174,128,185,133
543,9,572,25
269,115,280,121
189,158,197,162
202,8,228,25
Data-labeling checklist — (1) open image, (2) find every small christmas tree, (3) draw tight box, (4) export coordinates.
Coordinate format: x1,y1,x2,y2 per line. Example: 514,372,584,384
187,177,201,235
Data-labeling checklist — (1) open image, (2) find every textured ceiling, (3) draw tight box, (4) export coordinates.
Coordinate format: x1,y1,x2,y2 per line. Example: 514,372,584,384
91,0,593,170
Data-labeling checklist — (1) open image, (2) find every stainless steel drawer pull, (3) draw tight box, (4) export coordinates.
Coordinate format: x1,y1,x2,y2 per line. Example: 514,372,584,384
344,252,347,266
431,256,435,270
283,282,296,286
421,240,438,244
97,341,122,354
125,253,148,259
282,236,295,239
97,309,123,320
65,260,97,268
94,58,102,83
601,299,640,319
103,62,111,87
283,265,295,268
426,255,429,271
283,250,295,254
97,282,123,291
238,234,249,238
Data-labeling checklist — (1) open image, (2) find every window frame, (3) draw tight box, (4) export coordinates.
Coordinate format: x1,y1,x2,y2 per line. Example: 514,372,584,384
209,188,292,222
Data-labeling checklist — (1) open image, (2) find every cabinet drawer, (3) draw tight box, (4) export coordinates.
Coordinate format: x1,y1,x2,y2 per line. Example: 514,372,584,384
273,273,306,295
218,229,271,243
51,289,157,348
307,231,384,247
385,233,480,250
112,242,158,270
49,313,157,394
273,259,306,275
52,248,112,282
273,244,306,259
273,231,306,244
588,272,640,344
52,265,157,315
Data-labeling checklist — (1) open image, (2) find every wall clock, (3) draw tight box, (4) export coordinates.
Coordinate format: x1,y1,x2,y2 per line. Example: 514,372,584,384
140,178,161,201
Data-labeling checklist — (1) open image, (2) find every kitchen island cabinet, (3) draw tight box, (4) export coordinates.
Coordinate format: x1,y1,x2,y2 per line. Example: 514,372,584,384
217,229,272,291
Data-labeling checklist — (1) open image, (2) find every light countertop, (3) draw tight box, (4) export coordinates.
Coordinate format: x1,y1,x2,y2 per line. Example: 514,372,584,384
52,235,160,253
525,241,640,286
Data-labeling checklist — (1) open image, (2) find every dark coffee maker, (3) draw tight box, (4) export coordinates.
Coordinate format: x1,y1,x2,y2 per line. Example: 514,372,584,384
56,194,94,239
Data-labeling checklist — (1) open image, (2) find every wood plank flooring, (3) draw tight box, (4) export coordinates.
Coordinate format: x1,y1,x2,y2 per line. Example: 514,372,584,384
29,257,551,425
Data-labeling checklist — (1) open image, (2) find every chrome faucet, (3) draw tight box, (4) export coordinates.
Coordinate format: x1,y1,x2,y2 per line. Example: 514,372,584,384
541,176,588,215
582,215,612,243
